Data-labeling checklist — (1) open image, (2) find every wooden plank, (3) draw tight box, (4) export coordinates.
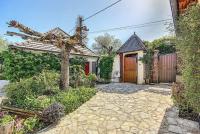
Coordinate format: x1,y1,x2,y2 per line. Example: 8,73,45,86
124,56,137,83
158,53,176,83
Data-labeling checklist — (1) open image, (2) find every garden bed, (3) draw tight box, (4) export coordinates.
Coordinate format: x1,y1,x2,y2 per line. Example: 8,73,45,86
0,87,97,133
0,70,97,133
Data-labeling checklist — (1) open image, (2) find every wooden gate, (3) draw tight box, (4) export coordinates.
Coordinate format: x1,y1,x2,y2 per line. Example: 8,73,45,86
159,53,176,82
124,56,137,83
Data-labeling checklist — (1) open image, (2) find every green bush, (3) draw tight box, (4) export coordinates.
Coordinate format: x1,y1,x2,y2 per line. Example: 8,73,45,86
55,87,96,113
99,55,114,80
69,56,86,68
69,65,97,88
23,116,42,133
0,115,13,126
5,70,59,110
172,83,187,108
2,49,60,81
84,73,97,87
69,65,85,88
176,4,200,113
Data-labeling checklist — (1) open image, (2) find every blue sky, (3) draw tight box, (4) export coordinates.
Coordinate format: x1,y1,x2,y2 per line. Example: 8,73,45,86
0,0,173,48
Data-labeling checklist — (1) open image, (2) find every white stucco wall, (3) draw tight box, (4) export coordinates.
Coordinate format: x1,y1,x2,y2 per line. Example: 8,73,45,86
111,51,145,84
111,55,120,82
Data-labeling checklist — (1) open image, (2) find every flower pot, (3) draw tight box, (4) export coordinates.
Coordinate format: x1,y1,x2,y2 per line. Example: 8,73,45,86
0,120,14,134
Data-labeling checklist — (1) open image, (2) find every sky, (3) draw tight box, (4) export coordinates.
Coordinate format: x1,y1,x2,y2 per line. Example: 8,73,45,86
0,0,173,48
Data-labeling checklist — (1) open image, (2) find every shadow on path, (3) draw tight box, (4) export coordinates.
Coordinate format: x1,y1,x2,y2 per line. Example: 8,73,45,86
96,83,171,94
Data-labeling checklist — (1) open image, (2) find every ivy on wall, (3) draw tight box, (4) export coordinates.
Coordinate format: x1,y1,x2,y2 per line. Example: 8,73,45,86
2,49,60,81
99,55,114,80
2,49,89,82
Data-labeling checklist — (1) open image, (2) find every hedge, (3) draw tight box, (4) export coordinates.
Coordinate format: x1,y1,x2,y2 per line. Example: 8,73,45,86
176,4,200,113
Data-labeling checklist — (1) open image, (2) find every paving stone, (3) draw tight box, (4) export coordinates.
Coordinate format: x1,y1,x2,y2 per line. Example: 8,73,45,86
168,125,183,133
38,83,199,134
167,117,177,125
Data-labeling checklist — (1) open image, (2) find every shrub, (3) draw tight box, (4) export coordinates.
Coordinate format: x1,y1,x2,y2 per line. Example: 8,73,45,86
55,87,96,113
99,55,114,80
5,70,59,110
69,65,85,88
69,56,86,68
23,116,41,133
0,115,13,126
172,83,187,108
84,73,97,87
79,87,97,102
41,103,65,123
176,4,200,113
2,49,60,81
70,65,97,88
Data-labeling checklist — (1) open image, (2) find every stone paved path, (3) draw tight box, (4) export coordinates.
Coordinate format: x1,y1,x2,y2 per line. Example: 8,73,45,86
39,84,171,134
39,83,199,134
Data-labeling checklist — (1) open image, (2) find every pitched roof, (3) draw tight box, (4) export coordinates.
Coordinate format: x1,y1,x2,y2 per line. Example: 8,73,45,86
10,41,98,57
10,27,98,57
117,33,146,53
45,27,70,38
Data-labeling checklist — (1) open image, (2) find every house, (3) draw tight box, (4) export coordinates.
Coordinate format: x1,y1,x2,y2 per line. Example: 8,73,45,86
111,33,146,84
10,27,99,75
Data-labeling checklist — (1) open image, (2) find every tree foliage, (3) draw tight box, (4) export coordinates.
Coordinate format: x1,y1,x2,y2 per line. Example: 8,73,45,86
144,36,176,54
92,33,122,55
176,4,200,113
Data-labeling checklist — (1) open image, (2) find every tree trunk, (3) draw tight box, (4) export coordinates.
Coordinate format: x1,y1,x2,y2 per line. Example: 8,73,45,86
59,44,71,90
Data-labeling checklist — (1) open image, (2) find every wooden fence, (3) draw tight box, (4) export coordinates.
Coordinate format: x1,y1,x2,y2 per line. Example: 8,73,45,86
153,53,177,83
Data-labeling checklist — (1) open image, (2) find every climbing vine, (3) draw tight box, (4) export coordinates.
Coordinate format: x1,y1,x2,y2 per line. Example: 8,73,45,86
99,55,114,80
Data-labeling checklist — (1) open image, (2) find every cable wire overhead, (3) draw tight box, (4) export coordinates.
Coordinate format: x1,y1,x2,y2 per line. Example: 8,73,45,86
83,0,122,21
89,19,172,34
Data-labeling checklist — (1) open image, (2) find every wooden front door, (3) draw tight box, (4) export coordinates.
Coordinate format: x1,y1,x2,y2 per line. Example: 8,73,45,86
85,62,89,75
124,56,137,83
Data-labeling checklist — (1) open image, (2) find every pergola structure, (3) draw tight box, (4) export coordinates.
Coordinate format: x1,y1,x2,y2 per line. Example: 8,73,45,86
6,18,88,90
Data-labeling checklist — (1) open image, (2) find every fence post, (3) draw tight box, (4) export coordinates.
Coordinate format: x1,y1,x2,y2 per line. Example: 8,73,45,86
152,50,159,83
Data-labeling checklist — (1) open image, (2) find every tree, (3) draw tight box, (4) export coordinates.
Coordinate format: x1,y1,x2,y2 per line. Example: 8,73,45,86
6,19,86,90
92,33,122,55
